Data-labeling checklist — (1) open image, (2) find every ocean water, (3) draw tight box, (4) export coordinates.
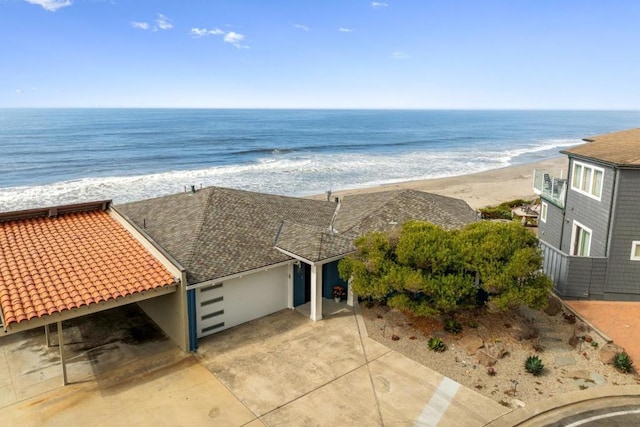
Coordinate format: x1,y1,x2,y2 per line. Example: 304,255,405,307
1,109,638,212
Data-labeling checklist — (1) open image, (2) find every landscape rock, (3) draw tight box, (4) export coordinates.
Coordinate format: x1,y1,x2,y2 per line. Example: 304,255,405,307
565,370,591,380
575,321,590,333
460,334,484,355
599,343,625,365
476,350,498,367
544,296,563,316
568,331,579,348
485,342,508,359
510,324,539,341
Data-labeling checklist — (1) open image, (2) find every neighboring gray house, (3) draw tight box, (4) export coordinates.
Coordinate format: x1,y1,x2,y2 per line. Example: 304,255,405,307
536,128,640,301
117,187,478,350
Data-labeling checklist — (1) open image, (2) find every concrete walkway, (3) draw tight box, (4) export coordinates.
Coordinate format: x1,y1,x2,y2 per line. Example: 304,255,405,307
196,301,509,426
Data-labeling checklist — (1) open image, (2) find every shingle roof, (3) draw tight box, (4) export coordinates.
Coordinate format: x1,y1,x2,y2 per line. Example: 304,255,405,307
561,128,640,167
335,190,478,235
118,187,477,282
0,204,176,328
118,187,338,283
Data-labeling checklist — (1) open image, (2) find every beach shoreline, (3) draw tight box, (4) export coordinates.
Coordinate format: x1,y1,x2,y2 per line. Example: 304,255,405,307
311,156,568,209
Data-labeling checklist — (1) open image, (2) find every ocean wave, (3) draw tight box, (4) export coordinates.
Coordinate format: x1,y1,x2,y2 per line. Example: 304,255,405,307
0,137,574,213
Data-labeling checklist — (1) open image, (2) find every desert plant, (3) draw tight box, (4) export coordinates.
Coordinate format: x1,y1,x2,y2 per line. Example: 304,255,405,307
428,336,446,352
468,320,479,328
524,355,544,376
444,318,463,334
613,352,633,373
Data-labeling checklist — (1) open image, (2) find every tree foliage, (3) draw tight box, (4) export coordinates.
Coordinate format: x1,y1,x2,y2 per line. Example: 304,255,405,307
338,220,551,317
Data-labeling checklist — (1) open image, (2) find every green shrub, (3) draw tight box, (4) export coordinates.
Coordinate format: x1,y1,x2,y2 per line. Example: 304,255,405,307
444,318,463,334
428,337,446,352
524,355,544,376
614,352,633,373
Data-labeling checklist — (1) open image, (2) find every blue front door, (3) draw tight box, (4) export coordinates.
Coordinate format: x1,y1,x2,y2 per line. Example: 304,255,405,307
293,263,311,306
322,260,348,299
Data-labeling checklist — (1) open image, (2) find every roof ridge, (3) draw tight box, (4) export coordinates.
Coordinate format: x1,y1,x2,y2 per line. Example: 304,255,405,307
339,190,409,234
184,188,216,267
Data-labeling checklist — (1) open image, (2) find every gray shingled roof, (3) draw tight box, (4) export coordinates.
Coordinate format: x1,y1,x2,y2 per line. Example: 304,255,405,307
118,187,337,283
561,128,640,167
117,187,477,284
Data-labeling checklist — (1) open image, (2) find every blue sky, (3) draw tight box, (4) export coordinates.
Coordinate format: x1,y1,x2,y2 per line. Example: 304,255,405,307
2,0,640,109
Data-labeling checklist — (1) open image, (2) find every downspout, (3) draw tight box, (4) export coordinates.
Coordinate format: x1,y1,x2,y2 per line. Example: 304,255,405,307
187,289,198,352
604,168,619,257
603,168,620,292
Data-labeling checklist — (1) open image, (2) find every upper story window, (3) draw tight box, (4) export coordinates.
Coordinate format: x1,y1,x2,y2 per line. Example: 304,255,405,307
540,201,548,223
571,160,603,200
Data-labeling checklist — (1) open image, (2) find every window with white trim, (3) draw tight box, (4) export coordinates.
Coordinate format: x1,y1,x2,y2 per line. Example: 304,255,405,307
631,241,640,261
540,202,548,223
571,161,603,200
571,221,592,257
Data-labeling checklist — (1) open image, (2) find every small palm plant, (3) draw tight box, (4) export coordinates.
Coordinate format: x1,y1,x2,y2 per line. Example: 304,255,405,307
428,336,446,352
613,352,633,373
524,355,544,376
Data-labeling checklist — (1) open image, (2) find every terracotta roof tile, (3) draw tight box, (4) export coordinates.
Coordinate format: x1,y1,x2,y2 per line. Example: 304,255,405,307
0,208,176,328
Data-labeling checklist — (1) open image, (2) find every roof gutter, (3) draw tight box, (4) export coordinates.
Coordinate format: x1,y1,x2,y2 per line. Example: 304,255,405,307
186,259,295,291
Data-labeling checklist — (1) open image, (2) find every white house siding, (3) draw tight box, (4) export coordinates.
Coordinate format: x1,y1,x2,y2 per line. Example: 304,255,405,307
196,265,289,338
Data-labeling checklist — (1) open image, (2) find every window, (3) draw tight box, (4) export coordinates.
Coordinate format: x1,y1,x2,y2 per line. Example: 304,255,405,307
540,202,548,223
571,221,592,257
631,241,640,261
571,161,603,200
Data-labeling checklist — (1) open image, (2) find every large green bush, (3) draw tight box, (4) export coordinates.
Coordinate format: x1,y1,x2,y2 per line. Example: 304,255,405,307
339,220,551,317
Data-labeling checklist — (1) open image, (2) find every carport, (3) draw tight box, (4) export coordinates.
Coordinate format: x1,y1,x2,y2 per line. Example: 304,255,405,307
0,201,186,385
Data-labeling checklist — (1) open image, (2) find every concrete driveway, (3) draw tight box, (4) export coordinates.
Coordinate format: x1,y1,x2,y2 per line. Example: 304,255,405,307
196,302,508,426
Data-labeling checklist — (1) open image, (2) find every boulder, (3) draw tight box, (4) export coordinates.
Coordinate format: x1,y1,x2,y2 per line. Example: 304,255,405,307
544,296,563,316
599,343,625,365
460,334,484,355
476,350,498,367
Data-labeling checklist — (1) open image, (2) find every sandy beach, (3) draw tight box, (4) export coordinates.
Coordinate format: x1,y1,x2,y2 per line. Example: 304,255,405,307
314,156,568,209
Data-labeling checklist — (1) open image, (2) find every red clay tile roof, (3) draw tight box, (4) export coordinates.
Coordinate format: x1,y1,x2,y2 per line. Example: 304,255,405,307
0,208,176,328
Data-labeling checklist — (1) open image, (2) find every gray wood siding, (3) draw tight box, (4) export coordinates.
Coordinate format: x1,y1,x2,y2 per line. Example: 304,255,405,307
538,201,564,249
604,169,640,295
541,242,607,299
560,159,615,257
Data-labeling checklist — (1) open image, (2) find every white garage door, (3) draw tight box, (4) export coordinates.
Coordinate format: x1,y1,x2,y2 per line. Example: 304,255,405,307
196,265,289,338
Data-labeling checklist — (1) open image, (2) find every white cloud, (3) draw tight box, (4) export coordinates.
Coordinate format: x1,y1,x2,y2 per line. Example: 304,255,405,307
190,27,225,37
15,89,24,95
294,24,310,31
155,13,173,30
339,27,355,32
372,2,388,8
24,0,72,12
391,51,410,59
224,31,248,48
131,21,150,30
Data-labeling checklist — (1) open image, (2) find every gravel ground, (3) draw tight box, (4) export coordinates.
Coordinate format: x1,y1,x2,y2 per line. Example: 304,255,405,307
361,301,640,407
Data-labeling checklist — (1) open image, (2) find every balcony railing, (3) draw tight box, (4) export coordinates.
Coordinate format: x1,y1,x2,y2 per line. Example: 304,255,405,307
533,169,567,208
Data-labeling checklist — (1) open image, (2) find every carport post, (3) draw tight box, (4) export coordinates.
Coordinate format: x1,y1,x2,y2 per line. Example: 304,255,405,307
57,321,68,386
45,324,51,347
